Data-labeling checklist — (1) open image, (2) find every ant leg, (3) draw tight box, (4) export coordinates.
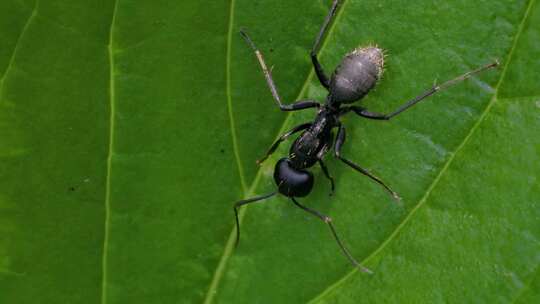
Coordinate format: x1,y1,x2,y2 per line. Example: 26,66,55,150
318,159,335,196
311,0,341,89
335,125,401,202
342,61,499,120
257,123,312,165
240,29,320,111
234,192,277,247
290,197,372,273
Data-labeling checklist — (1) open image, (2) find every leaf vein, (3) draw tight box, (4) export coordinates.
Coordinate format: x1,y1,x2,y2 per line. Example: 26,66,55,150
308,0,536,302
202,0,244,302
498,95,540,103
225,0,248,195
0,0,37,86
202,0,350,303
511,266,540,304
101,0,119,303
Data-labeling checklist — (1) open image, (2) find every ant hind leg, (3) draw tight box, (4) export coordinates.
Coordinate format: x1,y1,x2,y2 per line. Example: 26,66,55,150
311,0,341,89
342,61,499,120
240,30,320,111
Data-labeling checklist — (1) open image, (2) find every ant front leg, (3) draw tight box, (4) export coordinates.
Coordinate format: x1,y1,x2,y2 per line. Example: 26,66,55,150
311,0,341,89
257,123,311,165
341,61,499,120
335,124,401,202
240,30,320,111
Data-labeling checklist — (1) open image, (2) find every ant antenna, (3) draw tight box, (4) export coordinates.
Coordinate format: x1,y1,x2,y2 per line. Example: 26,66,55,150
291,198,373,273
234,192,277,247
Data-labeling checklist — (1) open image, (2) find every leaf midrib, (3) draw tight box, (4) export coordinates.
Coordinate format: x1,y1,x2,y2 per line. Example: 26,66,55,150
202,0,350,303
309,0,536,302
101,0,118,303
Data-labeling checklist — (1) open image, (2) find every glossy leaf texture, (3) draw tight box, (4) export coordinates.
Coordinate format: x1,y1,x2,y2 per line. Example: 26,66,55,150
0,0,538,303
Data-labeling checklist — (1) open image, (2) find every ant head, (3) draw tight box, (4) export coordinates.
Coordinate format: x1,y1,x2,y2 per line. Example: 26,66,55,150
273,158,314,197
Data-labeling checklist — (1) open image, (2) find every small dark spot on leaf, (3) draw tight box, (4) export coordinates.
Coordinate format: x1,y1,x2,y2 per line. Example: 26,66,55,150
68,186,76,192
220,149,225,153
270,48,274,53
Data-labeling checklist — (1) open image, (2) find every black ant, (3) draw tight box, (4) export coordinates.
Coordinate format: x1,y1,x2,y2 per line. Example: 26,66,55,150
234,0,498,273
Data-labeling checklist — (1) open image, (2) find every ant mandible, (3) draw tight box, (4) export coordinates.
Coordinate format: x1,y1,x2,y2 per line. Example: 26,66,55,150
234,0,498,273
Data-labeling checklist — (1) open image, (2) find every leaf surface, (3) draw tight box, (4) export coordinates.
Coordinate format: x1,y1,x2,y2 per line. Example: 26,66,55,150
0,1,538,303
214,0,540,303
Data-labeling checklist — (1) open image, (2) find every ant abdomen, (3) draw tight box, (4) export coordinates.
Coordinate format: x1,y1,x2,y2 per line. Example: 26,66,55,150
329,46,384,104
273,158,314,197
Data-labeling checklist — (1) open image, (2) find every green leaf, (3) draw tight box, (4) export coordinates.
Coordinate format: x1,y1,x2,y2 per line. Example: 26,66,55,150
1,1,538,304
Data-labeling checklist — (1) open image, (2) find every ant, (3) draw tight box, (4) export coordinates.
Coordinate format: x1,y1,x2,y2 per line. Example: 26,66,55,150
234,0,498,273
